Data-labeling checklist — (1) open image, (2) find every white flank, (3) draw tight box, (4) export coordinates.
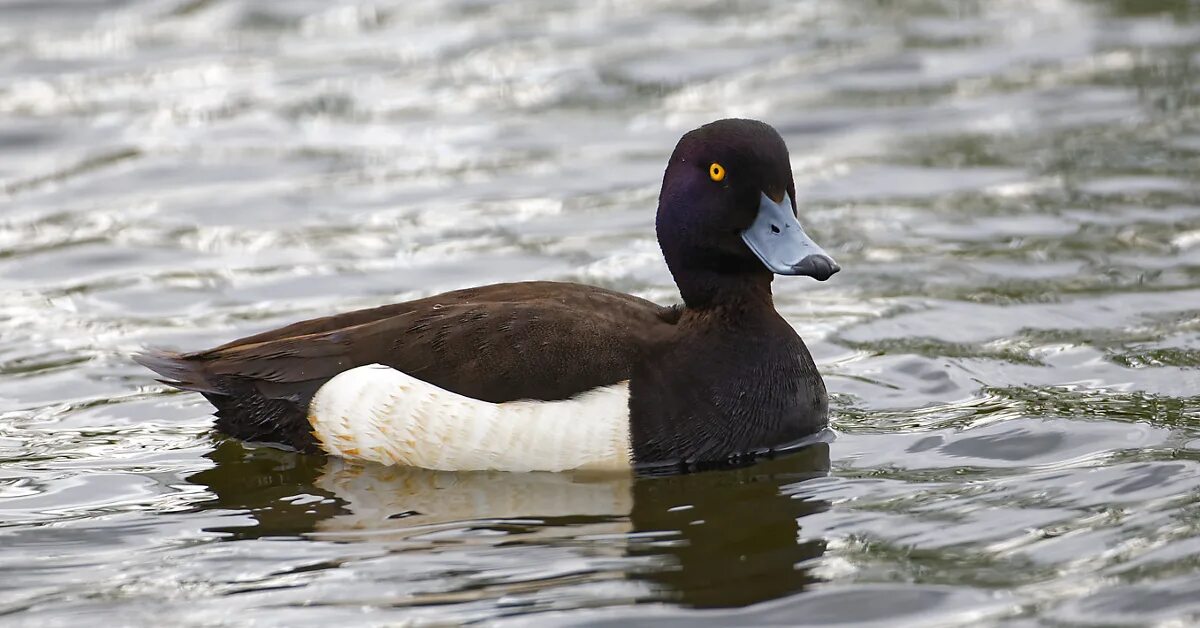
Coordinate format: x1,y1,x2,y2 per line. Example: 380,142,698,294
308,364,632,472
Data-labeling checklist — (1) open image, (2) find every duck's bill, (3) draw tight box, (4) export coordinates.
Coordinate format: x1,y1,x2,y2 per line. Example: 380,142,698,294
741,192,840,281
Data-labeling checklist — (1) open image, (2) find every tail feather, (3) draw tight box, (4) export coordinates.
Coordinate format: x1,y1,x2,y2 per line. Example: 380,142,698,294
132,350,219,394
134,348,320,453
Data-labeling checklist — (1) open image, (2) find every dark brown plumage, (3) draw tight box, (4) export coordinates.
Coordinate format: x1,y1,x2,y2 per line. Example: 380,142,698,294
137,118,839,469
136,282,680,451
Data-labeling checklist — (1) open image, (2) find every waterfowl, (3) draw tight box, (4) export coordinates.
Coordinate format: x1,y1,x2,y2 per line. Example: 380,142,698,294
136,118,839,473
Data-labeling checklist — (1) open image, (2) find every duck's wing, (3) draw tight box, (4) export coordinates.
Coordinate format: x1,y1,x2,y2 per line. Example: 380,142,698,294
136,281,680,451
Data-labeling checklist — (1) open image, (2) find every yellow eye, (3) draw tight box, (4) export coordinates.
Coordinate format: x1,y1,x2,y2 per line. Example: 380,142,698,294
709,162,726,182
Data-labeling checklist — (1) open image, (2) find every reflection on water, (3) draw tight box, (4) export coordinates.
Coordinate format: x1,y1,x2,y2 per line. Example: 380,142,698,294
189,440,831,609
2,0,1200,624
628,446,830,608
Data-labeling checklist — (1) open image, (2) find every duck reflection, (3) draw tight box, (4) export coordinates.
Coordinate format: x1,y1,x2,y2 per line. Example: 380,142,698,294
187,439,831,607
628,444,831,607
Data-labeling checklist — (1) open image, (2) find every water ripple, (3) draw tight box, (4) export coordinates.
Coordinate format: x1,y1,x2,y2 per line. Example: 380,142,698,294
0,0,1198,625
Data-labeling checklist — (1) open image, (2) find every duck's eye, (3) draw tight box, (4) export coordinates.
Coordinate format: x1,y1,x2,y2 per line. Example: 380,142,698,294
709,162,726,182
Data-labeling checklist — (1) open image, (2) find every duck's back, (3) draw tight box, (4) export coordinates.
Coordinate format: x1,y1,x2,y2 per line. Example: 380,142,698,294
137,281,678,452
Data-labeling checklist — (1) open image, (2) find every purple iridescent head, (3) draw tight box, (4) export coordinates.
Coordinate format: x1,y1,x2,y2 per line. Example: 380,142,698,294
655,119,838,307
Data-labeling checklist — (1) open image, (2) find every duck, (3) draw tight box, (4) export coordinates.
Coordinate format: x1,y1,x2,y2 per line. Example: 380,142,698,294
136,118,840,474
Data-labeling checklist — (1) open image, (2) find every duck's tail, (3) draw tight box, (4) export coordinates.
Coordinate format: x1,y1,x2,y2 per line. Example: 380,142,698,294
134,349,322,452
133,349,218,393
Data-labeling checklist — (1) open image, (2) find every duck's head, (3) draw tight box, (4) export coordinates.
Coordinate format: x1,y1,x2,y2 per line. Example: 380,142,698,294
656,118,838,306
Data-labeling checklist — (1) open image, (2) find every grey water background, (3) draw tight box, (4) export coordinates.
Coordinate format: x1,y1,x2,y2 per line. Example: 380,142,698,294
1,0,1199,625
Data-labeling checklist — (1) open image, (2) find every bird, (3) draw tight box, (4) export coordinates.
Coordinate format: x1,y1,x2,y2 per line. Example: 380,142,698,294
136,118,840,474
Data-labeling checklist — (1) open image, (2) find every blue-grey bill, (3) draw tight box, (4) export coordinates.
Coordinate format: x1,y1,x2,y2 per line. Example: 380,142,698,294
740,192,840,281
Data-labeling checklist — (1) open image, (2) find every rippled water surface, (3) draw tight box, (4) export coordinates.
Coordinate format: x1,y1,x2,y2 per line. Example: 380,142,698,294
2,0,1200,625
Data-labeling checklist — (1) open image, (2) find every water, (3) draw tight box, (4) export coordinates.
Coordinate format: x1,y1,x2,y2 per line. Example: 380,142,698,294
1,0,1199,625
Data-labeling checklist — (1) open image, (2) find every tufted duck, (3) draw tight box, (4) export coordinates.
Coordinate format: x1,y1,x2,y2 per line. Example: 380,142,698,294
136,118,839,473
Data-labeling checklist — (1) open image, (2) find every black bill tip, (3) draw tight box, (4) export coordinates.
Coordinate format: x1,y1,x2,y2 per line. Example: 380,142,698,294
792,254,840,281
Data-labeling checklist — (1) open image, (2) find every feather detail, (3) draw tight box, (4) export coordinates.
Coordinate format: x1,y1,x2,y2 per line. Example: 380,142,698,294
308,364,632,472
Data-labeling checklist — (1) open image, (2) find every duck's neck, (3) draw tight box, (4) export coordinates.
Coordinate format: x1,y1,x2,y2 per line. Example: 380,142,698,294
671,266,776,312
